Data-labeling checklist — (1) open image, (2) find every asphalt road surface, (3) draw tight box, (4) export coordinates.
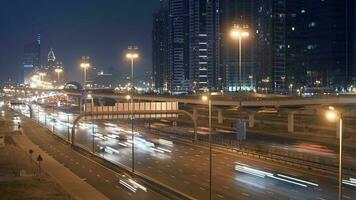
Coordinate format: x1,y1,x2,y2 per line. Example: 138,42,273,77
12,104,356,200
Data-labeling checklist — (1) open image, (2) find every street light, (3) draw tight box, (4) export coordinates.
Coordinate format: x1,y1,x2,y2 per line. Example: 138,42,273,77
38,72,47,87
202,94,212,200
80,61,90,85
289,84,294,96
325,106,343,200
55,68,63,83
230,25,249,92
126,49,139,173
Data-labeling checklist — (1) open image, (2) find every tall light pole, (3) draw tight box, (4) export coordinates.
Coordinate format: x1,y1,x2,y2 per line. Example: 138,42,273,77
39,72,46,88
55,68,63,84
80,58,90,86
325,106,343,200
202,94,212,200
126,50,139,173
230,25,249,92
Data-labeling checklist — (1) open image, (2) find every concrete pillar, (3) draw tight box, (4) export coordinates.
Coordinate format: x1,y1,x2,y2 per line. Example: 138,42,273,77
193,107,198,121
288,113,294,133
248,113,255,128
217,109,223,124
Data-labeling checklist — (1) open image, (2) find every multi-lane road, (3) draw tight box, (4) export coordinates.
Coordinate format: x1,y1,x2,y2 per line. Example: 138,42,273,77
11,103,356,200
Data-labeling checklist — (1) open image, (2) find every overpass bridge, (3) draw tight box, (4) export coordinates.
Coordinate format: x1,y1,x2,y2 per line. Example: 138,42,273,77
63,91,356,108
5,86,356,136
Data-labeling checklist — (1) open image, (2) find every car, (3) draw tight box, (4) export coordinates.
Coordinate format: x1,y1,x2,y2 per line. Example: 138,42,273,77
118,173,147,193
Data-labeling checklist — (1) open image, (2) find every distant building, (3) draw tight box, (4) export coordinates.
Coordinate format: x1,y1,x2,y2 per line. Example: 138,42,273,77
41,48,65,84
94,70,114,88
152,0,169,92
23,34,41,84
47,48,56,67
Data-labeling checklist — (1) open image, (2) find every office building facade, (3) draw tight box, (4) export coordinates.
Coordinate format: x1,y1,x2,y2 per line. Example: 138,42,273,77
152,0,169,92
189,0,220,91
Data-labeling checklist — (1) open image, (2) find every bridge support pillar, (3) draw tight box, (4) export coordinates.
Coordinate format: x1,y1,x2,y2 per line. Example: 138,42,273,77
217,109,223,124
193,108,198,121
248,113,255,128
288,113,294,133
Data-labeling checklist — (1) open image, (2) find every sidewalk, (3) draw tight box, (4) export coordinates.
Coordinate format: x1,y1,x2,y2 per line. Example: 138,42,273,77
12,131,110,200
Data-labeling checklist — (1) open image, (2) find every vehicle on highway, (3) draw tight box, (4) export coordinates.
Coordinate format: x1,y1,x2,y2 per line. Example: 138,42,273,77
118,173,147,193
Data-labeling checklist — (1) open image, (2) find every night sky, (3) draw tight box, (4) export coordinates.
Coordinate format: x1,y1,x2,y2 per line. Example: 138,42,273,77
0,0,160,83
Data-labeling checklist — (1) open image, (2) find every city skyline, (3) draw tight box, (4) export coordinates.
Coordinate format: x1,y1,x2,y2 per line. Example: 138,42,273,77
2,1,356,200
0,0,160,83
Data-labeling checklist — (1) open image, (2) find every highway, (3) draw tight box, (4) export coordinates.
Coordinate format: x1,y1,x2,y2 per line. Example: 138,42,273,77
5,106,168,200
11,103,356,200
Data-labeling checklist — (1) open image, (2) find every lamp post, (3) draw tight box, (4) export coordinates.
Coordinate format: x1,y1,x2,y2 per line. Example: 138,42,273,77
80,60,90,85
126,51,139,173
230,25,249,92
39,72,46,87
55,68,63,84
87,94,94,153
325,106,343,200
202,94,212,200
289,84,294,96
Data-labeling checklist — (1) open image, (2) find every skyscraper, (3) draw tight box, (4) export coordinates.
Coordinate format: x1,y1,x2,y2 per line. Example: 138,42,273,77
285,0,355,89
23,34,41,84
167,0,190,92
189,0,220,91
271,0,286,93
47,48,56,67
152,0,169,92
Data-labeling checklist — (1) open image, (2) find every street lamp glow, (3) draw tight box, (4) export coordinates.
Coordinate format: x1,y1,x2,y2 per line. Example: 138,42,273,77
80,63,90,68
87,94,92,99
230,28,249,40
55,68,63,73
202,95,209,102
325,110,338,122
125,95,131,100
126,53,139,59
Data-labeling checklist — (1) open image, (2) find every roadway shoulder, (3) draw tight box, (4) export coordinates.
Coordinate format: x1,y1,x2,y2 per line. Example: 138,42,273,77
12,130,110,200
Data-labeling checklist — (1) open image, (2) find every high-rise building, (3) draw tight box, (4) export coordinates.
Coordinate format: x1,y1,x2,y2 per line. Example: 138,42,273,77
271,0,287,93
189,0,220,91
255,0,274,93
167,0,190,92
285,0,355,89
47,48,56,67
152,0,169,92
23,34,41,84
352,0,356,84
